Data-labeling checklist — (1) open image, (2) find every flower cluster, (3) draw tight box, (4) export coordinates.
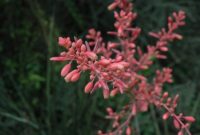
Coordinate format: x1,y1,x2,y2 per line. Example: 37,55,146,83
50,0,195,135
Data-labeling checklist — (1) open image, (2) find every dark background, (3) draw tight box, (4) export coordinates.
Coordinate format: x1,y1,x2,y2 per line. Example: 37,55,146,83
0,0,200,135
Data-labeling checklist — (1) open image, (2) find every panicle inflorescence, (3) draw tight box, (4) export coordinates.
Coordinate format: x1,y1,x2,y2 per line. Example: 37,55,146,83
50,0,195,134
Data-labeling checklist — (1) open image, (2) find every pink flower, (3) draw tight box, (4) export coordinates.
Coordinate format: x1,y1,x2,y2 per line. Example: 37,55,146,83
50,0,194,135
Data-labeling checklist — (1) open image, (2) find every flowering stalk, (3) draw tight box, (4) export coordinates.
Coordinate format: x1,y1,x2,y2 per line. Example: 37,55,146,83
50,0,195,134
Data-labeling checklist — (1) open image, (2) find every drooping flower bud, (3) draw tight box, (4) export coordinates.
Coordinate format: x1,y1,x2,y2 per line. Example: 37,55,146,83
98,59,110,66
173,119,180,129
108,2,118,10
173,33,183,40
162,112,169,120
106,107,113,115
85,51,98,60
64,69,78,82
162,92,169,99
81,45,86,52
178,131,183,135
75,39,83,48
84,81,94,93
70,72,81,82
50,56,66,61
61,63,71,77
131,104,137,116
160,47,168,52
103,89,109,99
108,63,124,70
58,37,71,47
110,89,119,97
184,116,195,123
126,126,131,135
58,37,67,45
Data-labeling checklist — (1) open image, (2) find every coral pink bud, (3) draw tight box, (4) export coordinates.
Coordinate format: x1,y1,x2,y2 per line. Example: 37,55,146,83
99,59,110,66
70,72,81,82
160,47,168,52
64,69,78,82
119,62,130,67
131,104,137,115
88,28,96,35
167,97,172,105
58,37,66,45
149,32,160,38
97,130,103,135
81,45,86,52
184,116,195,123
120,10,126,17
108,63,124,70
103,89,110,99
140,65,148,70
108,42,117,49
156,54,167,59
61,63,71,77
126,126,131,135
50,56,66,61
108,2,118,10
173,119,180,129
58,37,71,47
129,43,135,48
76,39,83,48
162,112,169,120
85,51,97,60
84,81,94,93
173,95,179,105
116,55,123,61
110,89,119,97
106,107,113,115
178,131,183,135
162,92,169,98
173,33,183,40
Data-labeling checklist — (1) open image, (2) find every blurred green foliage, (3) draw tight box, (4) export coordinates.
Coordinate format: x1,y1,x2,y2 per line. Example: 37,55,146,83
0,0,200,135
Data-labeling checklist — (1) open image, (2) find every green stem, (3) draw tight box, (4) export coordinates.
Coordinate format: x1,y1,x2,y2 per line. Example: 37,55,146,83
150,105,161,135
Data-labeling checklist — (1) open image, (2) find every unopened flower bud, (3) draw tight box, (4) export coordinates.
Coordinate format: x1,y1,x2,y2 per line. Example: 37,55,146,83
103,89,110,99
160,47,168,52
119,62,129,67
108,42,117,49
58,37,71,47
126,126,131,135
85,51,97,60
106,107,113,115
76,39,83,48
162,112,169,120
116,55,123,61
129,43,135,48
64,69,78,82
173,119,180,129
167,97,172,105
50,56,66,61
84,81,94,93
70,72,81,82
81,44,86,52
184,116,195,123
178,131,183,135
99,59,110,66
131,104,137,116
88,29,96,35
108,2,118,10
61,63,71,77
162,92,169,98
173,33,183,40
110,89,119,97
108,63,124,70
